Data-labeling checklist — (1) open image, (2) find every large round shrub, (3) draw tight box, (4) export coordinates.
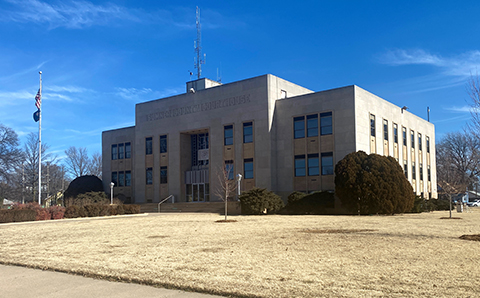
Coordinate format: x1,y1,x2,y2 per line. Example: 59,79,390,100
64,175,104,207
335,151,414,214
239,187,284,215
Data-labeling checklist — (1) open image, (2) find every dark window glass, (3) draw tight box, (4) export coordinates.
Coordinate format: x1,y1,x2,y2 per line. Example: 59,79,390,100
146,167,153,185
160,135,167,153
125,142,131,159
370,115,375,137
426,137,430,153
160,166,167,184
294,155,306,177
243,122,253,143
412,162,416,180
146,137,153,155
244,159,254,179
118,171,125,186
111,144,117,160
294,116,305,139
307,114,318,137
320,112,333,135
419,163,423,181
418,133,422,151
321,152,334,175
403,127,407,146
394,124,398,143
308,153,319,176
224,125,233,146
112,172,118,186
411,131,415,148
383,120,388,141
125,171,131,186
225,160,234,180
404,161,408,179
118,143,124,159
427,166,431,181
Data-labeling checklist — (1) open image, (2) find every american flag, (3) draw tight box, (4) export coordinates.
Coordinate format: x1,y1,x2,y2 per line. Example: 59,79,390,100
35,89,41,109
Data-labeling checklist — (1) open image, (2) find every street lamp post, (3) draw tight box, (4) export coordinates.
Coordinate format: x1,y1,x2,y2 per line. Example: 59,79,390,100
236,173,242,200
110,182,114,205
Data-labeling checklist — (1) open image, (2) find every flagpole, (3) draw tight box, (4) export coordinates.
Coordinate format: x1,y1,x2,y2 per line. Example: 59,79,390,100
38,71,42,205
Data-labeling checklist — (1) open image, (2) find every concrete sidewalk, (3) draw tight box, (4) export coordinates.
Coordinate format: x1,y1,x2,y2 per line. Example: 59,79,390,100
1,264,228,298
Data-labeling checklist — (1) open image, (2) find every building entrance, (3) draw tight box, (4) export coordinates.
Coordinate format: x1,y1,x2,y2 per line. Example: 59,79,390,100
186,183,210,202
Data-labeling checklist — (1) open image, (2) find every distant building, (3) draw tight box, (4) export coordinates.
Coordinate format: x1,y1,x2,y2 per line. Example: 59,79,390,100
102,74,437,207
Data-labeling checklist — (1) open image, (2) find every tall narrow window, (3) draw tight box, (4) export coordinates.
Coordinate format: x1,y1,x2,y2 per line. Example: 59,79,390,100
118,143,124,159
160,166,167,184
402,127,407,146
412,162,416,180
308,153,319,176
118,171,125,186
146,167,153,185
320,112,333,135
112,172,118,186
427,165,431,181
419,163,423,181
418,133,422,151
383,119,388,141
393,124,398,143
411,130,415,149
370,114,375,137
404,160,408,178
244,159,254,179
111,144,117,160
294,155,306,177
125,171,131,186
159,135,167,153
307,114,318,137
224,125,233,145
321,152,334,175
146,137,153,155
426,137,430,153
125,142,131,159
243,122,253,143
225,160,234,180
294,116,305,139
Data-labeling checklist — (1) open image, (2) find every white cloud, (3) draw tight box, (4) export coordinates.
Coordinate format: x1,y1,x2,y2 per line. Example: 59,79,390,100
115,87,181,101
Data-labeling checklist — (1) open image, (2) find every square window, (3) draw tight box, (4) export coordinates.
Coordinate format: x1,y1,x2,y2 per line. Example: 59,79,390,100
320,112,332,135
243,122,253,143
307,114,318,137
294,116,305,139
295,155,306,177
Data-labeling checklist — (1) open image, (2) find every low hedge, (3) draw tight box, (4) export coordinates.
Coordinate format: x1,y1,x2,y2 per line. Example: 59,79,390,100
64,204,140,218
0,209,37,223
283,191,335,215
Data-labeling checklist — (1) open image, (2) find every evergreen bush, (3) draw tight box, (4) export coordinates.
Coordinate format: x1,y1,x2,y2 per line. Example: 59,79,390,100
239,187,284,215
284,191,335,214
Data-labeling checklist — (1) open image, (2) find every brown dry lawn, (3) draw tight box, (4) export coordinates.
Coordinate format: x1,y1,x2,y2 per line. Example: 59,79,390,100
1,210,479,298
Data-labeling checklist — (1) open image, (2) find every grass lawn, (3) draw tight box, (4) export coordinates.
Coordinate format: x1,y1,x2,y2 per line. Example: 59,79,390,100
1,210,479,297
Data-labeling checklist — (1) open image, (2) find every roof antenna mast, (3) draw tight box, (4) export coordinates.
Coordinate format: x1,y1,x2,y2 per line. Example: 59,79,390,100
194,6,206,79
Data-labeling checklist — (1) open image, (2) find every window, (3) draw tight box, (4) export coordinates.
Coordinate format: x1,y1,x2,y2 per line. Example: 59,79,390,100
125,142,131,159
402,127,407,146
160,166,167,184
146,167,153,185
118,171,125,187
111,144,117,160
412,162,416,180
426,137,430,153
112,172,118,186
370,114,375,137
160,135,167,153
146,137,153,155
383,119,388,141
125,171,131,186
321,152,334,175
404,160,408,178
308,153,319,176
411,130,415,148
418,133,422,151
419,163,423,181
307,114,318,137
225,160,234,180
243,122,253,143
320,112,333,135
393,124,398,144
427,165,431,181
118,143,124,159
294,116,305,139
244,158,254,179
224,125,233,145
294,155,306,177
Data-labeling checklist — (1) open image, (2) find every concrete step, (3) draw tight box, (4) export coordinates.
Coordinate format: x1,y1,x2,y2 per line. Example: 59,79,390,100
139,201,241,214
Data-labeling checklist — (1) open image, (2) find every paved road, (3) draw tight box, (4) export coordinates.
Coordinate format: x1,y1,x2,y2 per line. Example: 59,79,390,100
1,264,228,298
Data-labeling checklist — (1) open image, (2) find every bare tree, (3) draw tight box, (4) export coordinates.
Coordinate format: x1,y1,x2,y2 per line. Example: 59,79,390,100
214,163,237,220
468,74,480,139
64,146,90,178
88,151,102,179
0,124,24,182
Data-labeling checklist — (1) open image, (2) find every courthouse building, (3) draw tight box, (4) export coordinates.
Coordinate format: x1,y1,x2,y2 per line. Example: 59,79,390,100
102,74,437,205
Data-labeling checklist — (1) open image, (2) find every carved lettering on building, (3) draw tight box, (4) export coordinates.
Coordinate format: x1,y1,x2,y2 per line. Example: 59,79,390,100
145,94,251,122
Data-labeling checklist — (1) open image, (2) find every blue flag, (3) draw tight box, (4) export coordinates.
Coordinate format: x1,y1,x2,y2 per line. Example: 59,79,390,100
33,109,40,122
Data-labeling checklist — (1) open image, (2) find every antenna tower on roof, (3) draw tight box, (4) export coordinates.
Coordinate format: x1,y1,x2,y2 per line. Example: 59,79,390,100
194,6,206,80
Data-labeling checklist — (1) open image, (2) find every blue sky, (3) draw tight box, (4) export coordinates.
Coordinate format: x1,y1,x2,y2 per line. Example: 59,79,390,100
1,0,479,161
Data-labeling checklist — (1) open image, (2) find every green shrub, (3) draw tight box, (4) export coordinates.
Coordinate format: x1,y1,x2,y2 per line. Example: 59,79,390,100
284,191,335,215
123,204,140,214
287,191,307,205
64,205,87,218
239,187,284,215
65,191,110,207
109,204,125,215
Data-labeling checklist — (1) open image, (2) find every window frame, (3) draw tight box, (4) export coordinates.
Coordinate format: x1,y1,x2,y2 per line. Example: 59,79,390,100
111,144,118,160
294,155,306,177
393,123,398,144
145,137,153,155
118,171,125,187
146,167,153,185
160,135,167,153
294,116,305,139
383,119,388,141
320,112,333,135
225,160,234,180
244,158,254,179
418,133,422,151
306,114,318,137
402,127,407,146
224,125,234,146
243,122,253,143
112,171,118,186
118,143,124,159
125,171,131,186
411,130,415,149
125,142,131,159
160,166,168,184
321,152,334,175
307,153,319,176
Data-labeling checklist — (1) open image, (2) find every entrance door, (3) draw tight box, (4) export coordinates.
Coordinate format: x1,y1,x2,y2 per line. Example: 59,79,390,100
186,183,209,202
